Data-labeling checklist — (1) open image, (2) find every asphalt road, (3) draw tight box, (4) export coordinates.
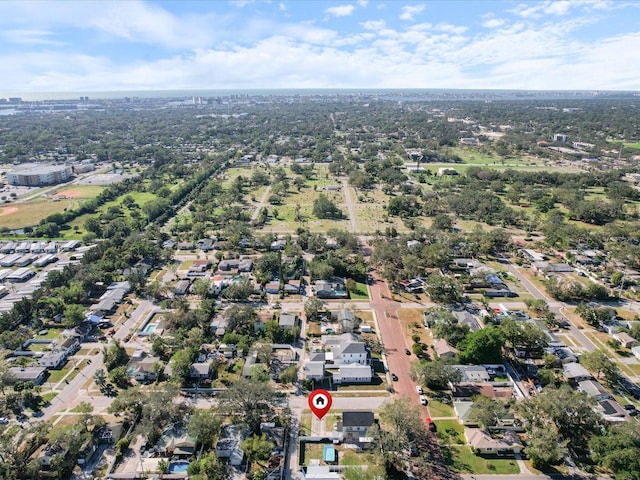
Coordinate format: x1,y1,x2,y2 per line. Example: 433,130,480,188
505,263,597,353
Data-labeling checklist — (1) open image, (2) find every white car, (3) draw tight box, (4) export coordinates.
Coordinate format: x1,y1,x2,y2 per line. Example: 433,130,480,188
416,385,423,395
0,417,8,424
419,395,428,406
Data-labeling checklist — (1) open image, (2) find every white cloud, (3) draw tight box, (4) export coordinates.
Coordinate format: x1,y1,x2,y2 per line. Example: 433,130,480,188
357,0,369,6
324,4,355,17
3,29,66,46
400,4,425,21
510,0,614,19
482,18,505,28
279,3,286,11
361,20,386,31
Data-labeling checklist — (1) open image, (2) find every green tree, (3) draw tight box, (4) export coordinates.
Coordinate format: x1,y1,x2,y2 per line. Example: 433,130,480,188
458,327,505,364
103,339,129,370
241,434,274,465
304,296,325,321
410,359,462,390
589,422,640,479
312,194,342,219
579,350,619,383
93,368,106,386
218,378,277,434
525,428,568,470
424,274,462,304
109,365,130,388
62,303,85,328
467,396,511,429
188,410,221,448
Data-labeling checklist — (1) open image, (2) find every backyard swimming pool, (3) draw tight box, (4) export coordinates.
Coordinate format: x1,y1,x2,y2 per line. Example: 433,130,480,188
169,460,189,473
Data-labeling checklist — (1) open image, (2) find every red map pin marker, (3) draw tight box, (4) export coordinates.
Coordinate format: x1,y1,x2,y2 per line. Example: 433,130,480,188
308,389,332,420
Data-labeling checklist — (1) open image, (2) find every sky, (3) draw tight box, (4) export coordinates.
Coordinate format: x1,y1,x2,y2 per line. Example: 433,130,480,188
0,0,639,94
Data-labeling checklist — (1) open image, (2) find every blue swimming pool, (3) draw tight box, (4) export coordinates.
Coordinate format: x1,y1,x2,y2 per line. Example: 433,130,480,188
323,445,336,463
169,460,189,473
144,323,157,333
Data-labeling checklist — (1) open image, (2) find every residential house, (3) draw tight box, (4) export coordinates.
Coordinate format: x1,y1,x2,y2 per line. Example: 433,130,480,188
433,338,458,359
174,279,190,296
578,379,611,401
333,364,373,384
196,238,214,251
334,309,357,333
562,362,592,382
238,259,253,272
453,400,475,426
613,332,638,349
465,428,523,455
598,399,627,419
330,337,369,366
454,365,491,383
177,241,194,250
8,366,47,385
303,361,325,381
157,425,196,458
39,351,67,369
218,259,240,272
315,277,348,299
283,279,301,294
632,345,640,359
190,360,212,380
210,315,228,337
265,282,280,295
278,313,299,330
57,337,80,355
340,411,375,444
216,424,247,466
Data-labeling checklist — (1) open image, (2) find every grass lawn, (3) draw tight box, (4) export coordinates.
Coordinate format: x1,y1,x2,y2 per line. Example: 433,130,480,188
47,368,71,383
349,282,369,300
300,411,312,435
442,446,520,474
41,392,58,404
428,399,454,418
435,419,465,445
337,372,387,391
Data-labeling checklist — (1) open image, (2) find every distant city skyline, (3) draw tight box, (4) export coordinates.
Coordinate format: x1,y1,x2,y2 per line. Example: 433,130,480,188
0,0,639,93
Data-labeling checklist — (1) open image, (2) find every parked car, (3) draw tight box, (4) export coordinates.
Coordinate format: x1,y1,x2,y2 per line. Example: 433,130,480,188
391,373,398,381
405,348,411,355
416,385,423,395
419,395,428,406
0,417,8,424
623,404,636,411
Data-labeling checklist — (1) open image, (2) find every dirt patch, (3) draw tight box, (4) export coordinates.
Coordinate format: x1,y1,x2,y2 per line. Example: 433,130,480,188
55,189,83,198
0,206,18,216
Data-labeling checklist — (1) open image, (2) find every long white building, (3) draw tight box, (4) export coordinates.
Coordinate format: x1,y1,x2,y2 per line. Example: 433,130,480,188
6,165,73,186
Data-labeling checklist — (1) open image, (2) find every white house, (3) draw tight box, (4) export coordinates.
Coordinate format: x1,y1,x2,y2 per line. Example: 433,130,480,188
333,364,373,384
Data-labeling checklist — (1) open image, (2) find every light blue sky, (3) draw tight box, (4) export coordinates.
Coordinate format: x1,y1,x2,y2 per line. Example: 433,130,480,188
0,0,639,93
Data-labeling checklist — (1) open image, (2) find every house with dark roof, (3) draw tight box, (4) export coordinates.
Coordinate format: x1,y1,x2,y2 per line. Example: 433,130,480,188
340,411,375,444
315,277,348,299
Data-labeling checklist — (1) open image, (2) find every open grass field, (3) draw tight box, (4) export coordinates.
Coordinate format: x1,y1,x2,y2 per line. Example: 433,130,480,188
0,198,79,230
52,185,104,199
624,142,640,150
443,445,520,474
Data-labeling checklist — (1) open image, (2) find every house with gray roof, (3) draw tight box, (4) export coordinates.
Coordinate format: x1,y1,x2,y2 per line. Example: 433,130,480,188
563,362,591,382
578,379,611,401
8,366,47,385
333,364,373,384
